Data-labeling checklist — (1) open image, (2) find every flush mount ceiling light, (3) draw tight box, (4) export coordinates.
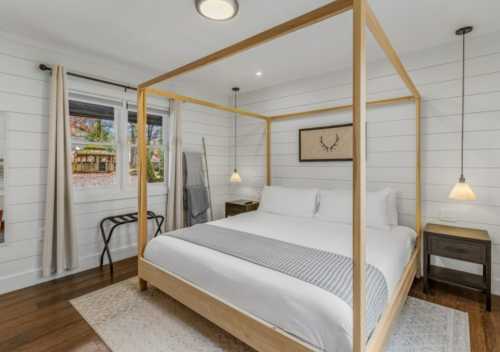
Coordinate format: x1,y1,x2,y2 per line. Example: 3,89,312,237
256,71,263,77
195,0,239,21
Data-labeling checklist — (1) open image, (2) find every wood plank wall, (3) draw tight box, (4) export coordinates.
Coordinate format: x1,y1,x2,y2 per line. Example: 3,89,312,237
0,32,233,294
232,30,500,295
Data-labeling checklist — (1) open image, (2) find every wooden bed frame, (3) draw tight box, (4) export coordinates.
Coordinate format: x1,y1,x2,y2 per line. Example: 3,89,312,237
135,1,422,351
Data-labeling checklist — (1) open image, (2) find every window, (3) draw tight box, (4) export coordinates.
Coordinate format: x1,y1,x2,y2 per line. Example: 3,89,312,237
70,100,118,188
68,96,169,193
127,111,166,185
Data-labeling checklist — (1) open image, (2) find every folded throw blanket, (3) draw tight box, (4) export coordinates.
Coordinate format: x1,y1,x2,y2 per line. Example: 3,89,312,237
168,223,388,340
183,152,209,226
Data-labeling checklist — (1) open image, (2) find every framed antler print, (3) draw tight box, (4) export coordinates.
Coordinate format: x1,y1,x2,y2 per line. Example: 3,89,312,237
299,123,353,161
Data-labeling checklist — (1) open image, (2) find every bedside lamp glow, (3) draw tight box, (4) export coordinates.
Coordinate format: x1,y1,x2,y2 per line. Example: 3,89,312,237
230,170,242,183
449,26,476,202
449,176,476,201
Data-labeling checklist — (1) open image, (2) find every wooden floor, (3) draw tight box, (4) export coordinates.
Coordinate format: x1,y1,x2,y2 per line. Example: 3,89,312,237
0,257,498,352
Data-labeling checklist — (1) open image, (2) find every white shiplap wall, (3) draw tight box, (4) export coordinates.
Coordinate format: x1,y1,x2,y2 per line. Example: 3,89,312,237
0,32,232,294
233,30,500,295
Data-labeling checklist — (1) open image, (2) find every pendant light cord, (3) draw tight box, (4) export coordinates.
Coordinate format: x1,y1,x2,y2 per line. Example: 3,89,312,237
233,90,238,172
460,32,466,180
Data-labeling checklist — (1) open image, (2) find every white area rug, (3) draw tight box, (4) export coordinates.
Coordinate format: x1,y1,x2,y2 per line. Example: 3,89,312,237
71,278,470,352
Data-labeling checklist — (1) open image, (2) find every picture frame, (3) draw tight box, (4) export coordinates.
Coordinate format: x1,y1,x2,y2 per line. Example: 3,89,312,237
298,123,353,161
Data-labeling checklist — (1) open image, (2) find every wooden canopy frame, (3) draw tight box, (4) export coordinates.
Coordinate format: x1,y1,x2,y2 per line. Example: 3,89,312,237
136,1,421,351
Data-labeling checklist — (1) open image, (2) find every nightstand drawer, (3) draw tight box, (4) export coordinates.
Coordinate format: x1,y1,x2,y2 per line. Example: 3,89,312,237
423,223,491,311
225,201,259,217
225,205,246,216
429,236,486,264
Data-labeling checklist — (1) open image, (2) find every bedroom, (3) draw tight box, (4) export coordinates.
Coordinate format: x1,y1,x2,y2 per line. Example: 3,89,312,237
0,0,498,351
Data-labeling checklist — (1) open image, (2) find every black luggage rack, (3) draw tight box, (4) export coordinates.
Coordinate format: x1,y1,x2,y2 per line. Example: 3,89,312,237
99,211,165,274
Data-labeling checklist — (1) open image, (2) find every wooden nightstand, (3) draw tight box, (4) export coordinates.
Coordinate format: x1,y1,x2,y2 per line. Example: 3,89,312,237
225,200,259,217
423,223,492,311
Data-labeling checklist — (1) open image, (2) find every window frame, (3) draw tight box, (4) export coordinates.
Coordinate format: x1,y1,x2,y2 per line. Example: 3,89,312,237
69,93,169,202
69,96,121,196
122,105,169,194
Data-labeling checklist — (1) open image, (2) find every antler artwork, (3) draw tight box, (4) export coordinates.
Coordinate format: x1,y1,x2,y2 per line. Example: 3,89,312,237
320,134,340,152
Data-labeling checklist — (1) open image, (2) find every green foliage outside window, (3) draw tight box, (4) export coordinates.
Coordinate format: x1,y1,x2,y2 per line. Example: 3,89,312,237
146,148,165,183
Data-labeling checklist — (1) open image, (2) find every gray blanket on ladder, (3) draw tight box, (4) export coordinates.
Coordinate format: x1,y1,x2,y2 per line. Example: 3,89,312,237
168,224,389,339
183,152,209,226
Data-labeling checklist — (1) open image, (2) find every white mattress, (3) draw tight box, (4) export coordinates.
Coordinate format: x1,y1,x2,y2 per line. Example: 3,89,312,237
144,211,416,352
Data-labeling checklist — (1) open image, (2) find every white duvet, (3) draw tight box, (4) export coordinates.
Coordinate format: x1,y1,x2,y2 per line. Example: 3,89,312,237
144,211,416,352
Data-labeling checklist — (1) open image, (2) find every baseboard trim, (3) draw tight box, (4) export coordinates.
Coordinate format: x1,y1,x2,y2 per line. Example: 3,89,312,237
0,244,137,295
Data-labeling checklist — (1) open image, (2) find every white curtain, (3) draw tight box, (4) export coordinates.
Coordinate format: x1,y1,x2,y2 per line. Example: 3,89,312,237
166,100,184,231
42,65,79,276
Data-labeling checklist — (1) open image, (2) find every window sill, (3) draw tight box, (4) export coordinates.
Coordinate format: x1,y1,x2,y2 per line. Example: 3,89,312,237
74,184,167,204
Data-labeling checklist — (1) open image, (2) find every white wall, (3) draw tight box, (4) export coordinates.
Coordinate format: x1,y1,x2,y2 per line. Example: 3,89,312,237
2,25,499,295
0,31,232,294
233,30,500,295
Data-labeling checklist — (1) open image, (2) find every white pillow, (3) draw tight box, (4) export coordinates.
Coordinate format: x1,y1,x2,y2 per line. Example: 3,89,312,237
259,186,319,218
367,189,394,229
386,189,399,226
315,188,398,229
315,188,352,224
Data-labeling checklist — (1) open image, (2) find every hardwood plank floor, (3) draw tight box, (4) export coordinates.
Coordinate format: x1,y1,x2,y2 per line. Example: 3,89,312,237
0,257,497,351
0,258,136,352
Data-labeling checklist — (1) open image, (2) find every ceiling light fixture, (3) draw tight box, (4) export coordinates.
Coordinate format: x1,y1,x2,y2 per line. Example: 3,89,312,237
256,71,263,77
195,0,239,21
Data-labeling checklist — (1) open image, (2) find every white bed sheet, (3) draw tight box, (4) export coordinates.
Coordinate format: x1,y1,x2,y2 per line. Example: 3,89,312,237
144,211,416,352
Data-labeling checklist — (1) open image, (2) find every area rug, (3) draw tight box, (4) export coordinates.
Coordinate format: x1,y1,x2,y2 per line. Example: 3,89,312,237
71,278,470,352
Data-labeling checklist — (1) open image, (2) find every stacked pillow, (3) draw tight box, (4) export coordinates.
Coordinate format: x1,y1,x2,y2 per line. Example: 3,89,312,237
315,188,398,229
259,185,319,218
259,186,398,229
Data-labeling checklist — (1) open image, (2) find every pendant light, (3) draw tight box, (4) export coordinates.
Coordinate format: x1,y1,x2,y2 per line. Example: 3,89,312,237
449,26,476,201
230,87,242,183
195,0,239,21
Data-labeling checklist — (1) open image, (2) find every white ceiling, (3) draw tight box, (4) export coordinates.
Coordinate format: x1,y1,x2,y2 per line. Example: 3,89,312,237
1,0,500,95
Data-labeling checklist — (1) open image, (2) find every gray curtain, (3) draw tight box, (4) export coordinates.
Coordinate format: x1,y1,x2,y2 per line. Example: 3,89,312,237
42,65,79,276
166,100,185,231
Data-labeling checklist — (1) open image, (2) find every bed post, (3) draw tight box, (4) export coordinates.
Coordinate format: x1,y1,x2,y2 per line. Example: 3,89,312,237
353,0,367,351
266,119,272,186
415,97,422,273
137,88,148,291
416,97,422,235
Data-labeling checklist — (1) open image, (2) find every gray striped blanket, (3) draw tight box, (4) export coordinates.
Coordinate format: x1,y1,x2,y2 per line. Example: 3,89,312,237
168,224,388,339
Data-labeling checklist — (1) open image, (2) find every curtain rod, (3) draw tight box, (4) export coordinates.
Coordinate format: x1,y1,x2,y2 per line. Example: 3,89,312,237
39,64,137,91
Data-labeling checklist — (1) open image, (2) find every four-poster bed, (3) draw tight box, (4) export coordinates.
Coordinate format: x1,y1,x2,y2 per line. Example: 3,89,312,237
135,0,421,351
